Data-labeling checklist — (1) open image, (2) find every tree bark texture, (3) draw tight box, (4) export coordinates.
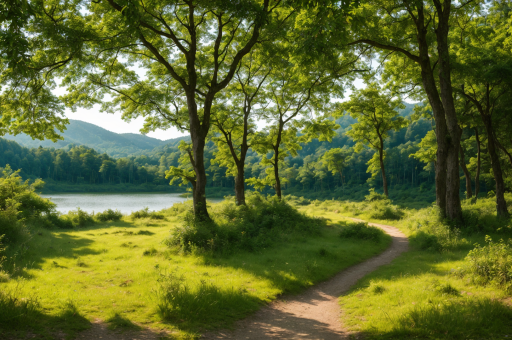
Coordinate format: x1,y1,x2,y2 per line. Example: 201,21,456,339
459,145,472,199
481,114,509,217
378,136,388,197
474,129,481,198
435,0,462,221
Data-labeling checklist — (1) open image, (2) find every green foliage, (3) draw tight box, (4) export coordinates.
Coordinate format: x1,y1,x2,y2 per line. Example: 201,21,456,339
364,188,388,202
368,280,386,294
165,193,326,254
0,235,8,282
338,221,384,242
95,209,123,222
0,166,54,219
410,231,442,252
62,208,95,228
392,298,512,339
0,165,58,242
130,207,165,220
460,236,512,293
155,270,259,327
0,289,41,331
410,130,437,172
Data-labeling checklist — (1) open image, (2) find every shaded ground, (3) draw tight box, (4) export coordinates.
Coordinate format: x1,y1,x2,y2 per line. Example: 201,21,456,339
202,219,409,340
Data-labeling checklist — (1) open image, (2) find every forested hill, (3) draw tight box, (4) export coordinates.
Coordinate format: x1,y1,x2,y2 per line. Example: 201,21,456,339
0,102,497,206
3,120,189,157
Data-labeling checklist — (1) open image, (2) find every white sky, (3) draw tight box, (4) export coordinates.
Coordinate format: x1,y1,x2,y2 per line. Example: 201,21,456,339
64,106,186,141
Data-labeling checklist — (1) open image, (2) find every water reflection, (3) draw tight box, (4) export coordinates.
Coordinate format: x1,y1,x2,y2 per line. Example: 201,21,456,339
41,193,221,214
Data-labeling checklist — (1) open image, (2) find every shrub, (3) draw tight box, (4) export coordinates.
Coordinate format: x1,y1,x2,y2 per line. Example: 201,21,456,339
365,188,389,202
368,203,404,220
165,193,326,254
460,236,512,292
63,208,95,228
339,221,384,242
410,231,442,252
95,209,123,222
40,212,74,229
130,207,165,220
0,203,25,244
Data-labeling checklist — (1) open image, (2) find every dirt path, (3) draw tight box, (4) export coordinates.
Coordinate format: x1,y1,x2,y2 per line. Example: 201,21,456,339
202,218,409,340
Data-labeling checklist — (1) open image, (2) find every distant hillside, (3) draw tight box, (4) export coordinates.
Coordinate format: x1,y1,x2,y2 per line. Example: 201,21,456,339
3,120,189,157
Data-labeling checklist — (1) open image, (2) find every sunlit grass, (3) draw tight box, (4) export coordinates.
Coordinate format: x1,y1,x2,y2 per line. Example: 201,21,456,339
332,194,512,339
0,203,390,339
339,249,512,339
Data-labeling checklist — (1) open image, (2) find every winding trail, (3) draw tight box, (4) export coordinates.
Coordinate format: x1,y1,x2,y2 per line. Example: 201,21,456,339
202,218,409,340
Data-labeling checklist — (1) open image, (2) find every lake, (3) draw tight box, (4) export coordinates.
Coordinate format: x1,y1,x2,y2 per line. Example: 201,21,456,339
41,193,207,214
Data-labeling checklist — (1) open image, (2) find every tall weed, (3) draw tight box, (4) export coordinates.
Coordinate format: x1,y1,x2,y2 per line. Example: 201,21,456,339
155,270,258,327
130,207,165,220
458,236,512,292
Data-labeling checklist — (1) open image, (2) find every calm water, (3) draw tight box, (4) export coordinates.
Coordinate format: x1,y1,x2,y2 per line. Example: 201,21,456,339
41,193,200,214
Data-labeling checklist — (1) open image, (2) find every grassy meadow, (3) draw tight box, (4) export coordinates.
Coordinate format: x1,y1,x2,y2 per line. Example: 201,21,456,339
298,195,512,339
0,196,390,339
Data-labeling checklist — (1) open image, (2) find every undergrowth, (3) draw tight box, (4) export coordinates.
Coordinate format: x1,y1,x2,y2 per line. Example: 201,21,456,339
338,221,385,242
165,193,326,254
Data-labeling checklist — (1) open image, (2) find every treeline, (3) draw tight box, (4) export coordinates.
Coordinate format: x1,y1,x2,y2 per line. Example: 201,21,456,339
1,106,507,206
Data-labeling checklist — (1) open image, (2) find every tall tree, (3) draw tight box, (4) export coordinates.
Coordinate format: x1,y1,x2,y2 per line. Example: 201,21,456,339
341,84,407,197
348,0,478,220
0,0,80,141
453,3,511,217
210,49,271,205
61,0,283,219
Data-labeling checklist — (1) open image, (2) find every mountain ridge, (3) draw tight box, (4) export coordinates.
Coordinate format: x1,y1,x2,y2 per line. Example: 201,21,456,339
3,119,189,157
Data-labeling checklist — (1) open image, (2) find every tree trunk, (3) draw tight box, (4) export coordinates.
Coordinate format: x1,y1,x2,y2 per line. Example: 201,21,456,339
274,158,282,199
378,147,388,197
481,114,509,217
459,145,472,199
475,129,481,198
414,10,450,217
435,0,462,221
235,163,246,206
189,94,210,220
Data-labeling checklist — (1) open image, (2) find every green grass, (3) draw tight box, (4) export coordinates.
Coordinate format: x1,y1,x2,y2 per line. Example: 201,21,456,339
339,248,512,339
0,203,390,339
330,195,512,340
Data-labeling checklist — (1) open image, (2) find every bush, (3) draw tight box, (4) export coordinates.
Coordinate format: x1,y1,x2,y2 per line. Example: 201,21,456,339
368,203,404,220
95,209,123,222
42,212,74,229
339,221,384,242
410,231,442,252
0,166,55,219
365,188,389,202
0,203,26,244
165,193,326,254
459,236,512,293
130,207,165,220
62,208,95,228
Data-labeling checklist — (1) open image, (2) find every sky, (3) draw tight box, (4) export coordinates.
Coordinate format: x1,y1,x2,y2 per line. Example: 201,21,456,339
60,79,366,141
65,106,186,141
